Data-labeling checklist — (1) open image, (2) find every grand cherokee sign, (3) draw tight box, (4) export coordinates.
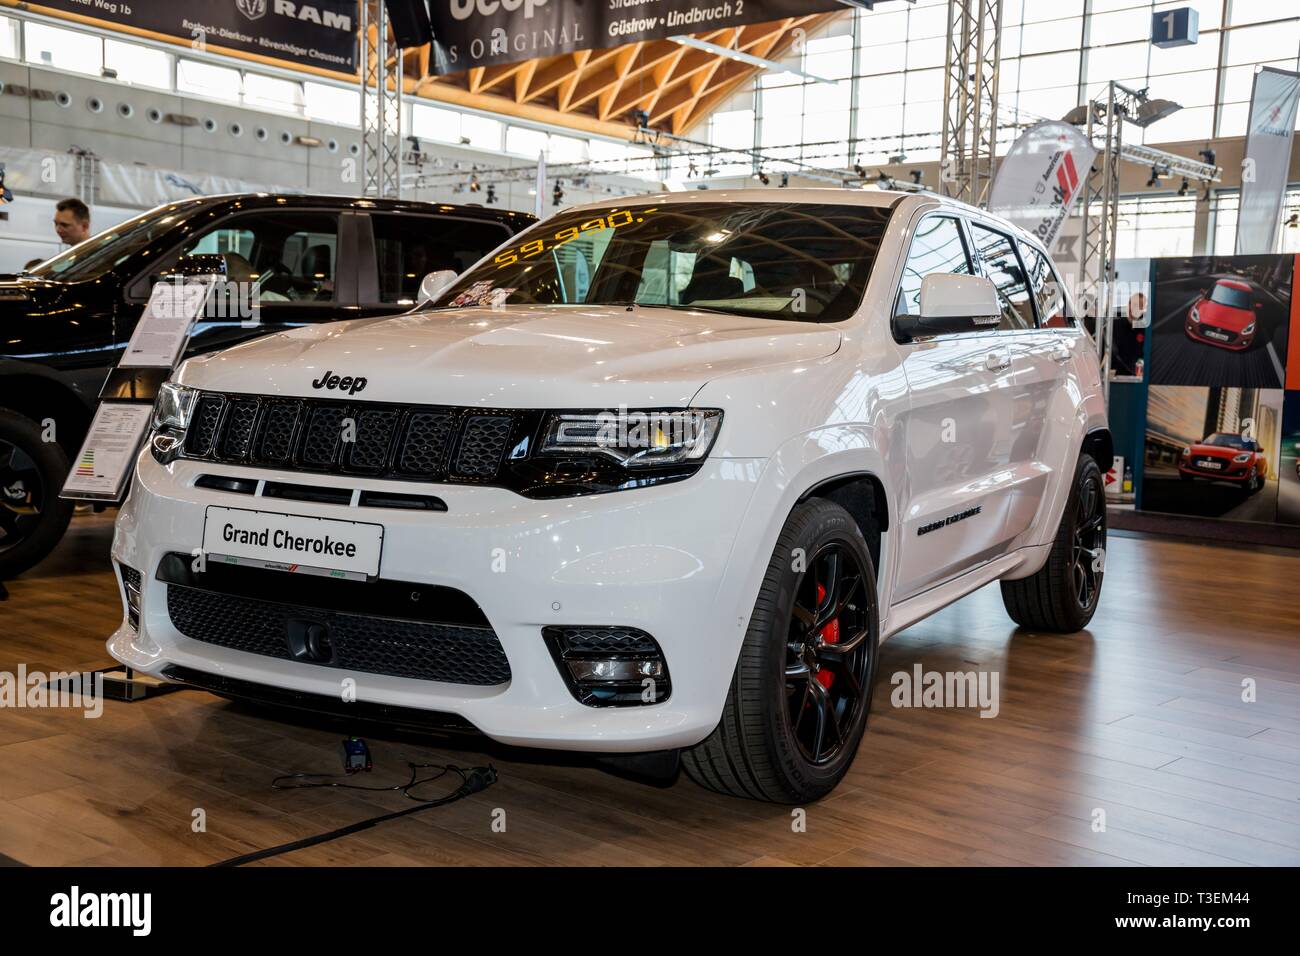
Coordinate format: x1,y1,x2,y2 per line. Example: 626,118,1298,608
26,0,359,73
428,0,844,74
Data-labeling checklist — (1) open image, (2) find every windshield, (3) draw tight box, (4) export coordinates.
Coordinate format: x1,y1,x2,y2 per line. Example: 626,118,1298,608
27,202,194,281
1203,433,1254,450
433,201,894,323
1209,282,1252,310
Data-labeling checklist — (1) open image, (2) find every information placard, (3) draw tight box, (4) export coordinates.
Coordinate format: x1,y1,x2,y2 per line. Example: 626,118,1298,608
120,279,216,369
60,403,155,502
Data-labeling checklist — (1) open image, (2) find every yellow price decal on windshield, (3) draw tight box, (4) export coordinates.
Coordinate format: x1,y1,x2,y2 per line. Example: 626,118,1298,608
494,208,652,268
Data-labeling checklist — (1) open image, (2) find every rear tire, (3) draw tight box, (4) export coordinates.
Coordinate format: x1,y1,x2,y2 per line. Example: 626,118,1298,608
1000,453,1106,633
0,408,74,580
683,498,879,803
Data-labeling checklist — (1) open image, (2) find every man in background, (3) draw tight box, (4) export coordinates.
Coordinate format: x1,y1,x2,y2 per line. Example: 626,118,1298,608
53,197,90,246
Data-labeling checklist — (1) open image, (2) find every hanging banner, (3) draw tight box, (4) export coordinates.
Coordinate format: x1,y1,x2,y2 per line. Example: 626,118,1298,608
428,0,844,74
987,121,1097,255
1236,66,1300,256
22,0,359,73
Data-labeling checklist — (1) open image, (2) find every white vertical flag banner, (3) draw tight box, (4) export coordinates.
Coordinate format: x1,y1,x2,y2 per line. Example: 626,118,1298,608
535,151,546,220
1236,66,1300,255
987,121,1097,255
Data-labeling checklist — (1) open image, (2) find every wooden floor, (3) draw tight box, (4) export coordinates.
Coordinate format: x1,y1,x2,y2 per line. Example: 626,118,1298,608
2,513,1299,866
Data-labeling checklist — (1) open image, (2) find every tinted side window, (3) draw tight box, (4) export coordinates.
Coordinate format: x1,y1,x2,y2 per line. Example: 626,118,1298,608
1019,242,1071,328
896,216,973,316
180,212,339,303
371,214,511,304
969,223,1034,331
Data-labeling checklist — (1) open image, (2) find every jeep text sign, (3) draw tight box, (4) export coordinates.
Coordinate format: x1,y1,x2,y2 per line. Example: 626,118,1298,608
428,0,843,74
29,0,359,73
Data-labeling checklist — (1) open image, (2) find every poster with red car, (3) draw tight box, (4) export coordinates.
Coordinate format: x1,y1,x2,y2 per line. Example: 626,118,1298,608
1149,254,1292,388
1142,385,1283,523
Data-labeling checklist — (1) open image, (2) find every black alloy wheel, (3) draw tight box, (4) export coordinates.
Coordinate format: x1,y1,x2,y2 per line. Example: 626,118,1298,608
1070,464,1106,613
784,543,874,766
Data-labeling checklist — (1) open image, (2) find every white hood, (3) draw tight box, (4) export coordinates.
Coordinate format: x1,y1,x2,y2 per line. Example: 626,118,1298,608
178,305,842,408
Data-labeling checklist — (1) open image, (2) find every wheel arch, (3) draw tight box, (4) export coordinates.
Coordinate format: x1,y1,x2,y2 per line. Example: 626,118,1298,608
0,373,92,458
797,471,889,577
1082,426,1113,469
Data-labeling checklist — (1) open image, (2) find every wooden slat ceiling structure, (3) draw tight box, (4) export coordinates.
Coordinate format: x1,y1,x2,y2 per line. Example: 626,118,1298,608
401,12,845,140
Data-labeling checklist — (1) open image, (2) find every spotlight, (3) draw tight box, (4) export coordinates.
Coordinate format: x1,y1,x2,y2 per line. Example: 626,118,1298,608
553,181,564,206
1146,165,1162,188
780,172,789,188
755,170,770,186
1132,97,1182,128
469,173,481,193
632,109,650,129
854,163,866,177
1198,147,1216,167
1287,213,1299,229
909,169,923,185
486,183,497,204
877,170,891,187
1178,177,1190,196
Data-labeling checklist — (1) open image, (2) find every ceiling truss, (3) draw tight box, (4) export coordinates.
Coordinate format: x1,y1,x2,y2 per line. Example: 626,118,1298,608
402,13,844,138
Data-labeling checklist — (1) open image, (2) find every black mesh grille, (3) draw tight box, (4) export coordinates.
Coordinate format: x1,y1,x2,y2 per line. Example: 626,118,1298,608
119,564,141,592
221,399,258,458
399,411,456,475
455,415,512,477
167,584,511,686
180,392,524,486
185,396,224,457
258,402,300,464
345,408,399,472
546,626,661,656
301,404,347,467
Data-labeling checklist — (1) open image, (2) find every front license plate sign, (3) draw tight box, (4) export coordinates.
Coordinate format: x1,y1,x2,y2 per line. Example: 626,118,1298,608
202,506,383,579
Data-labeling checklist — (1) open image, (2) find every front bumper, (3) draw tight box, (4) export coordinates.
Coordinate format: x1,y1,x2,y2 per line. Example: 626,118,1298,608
1178,459,1251,481
109,451,766,752
1185,320,1252,350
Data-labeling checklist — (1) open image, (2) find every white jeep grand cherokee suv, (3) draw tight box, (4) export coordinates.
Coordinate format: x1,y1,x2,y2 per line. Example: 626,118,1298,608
108,190,1110,802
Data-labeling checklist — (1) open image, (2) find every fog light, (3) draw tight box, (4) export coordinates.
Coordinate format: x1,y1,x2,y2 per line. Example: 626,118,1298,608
543,626,671,707
568,659,664,682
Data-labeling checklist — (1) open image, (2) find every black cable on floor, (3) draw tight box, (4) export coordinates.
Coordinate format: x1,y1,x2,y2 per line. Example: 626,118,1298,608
210,764,497,867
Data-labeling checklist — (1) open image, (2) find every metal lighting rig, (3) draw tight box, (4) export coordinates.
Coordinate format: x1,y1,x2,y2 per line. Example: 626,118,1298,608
1076,81,1221,396
359,0,403,198
939,0,1003,207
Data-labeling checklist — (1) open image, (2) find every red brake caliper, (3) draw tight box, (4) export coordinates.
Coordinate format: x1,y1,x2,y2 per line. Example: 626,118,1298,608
815,582,839,689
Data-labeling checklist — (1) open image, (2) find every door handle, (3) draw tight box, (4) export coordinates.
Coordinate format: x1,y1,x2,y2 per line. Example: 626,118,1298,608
984,349,1011,372
1050,345,1072,363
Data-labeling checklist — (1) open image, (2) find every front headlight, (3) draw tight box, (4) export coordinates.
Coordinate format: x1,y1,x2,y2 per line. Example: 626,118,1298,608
1189,305,1200,322
540,409,722,468
150,382,198,463
1233,453,1251,463
1181,446,1191,457
1241,322,1255,335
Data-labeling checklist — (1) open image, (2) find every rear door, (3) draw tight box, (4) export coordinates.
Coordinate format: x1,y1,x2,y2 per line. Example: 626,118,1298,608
355,212,517,315
1011,238,1089,541
892,213,1025,602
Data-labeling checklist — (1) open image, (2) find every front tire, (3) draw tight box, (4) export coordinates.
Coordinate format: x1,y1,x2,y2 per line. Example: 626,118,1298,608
683,498,879,803
1000,452,1106,632
0,409,75,580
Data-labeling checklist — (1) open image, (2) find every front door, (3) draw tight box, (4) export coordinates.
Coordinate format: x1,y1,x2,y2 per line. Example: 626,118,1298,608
892,214,1024,602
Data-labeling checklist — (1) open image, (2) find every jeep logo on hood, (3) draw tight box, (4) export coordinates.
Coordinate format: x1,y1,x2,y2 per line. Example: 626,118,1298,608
311,370,367,395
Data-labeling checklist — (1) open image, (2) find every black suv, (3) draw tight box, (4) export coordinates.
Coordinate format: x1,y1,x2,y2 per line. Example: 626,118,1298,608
0,193,534,579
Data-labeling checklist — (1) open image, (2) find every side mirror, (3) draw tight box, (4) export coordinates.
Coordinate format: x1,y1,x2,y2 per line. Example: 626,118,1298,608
418,269,458,305
895,273,1002,340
